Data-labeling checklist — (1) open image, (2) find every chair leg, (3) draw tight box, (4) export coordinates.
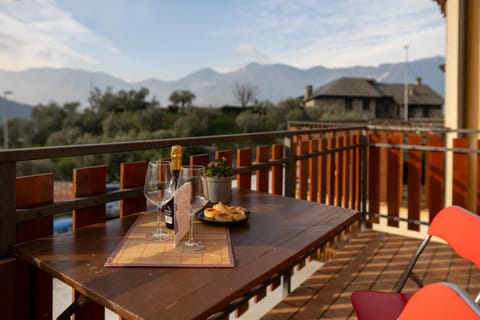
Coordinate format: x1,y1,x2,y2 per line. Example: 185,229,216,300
394,235,431,293
57,295,89,320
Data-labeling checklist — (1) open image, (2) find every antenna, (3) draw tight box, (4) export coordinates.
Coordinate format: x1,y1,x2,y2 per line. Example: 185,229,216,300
404,45,409,121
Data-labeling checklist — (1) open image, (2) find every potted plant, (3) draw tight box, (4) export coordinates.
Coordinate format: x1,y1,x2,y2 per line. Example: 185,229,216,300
206,157,232,203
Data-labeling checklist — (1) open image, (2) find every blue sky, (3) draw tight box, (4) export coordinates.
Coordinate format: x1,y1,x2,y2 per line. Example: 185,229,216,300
0,0,445,82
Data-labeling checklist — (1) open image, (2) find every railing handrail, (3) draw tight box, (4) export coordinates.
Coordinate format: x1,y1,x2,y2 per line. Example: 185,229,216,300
1,125,367,257
289,120,480,135
0,126,366,163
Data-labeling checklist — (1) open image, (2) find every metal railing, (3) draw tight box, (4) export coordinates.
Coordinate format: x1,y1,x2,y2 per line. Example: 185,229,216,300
3,121,480,319
3,121,480,257
0,126,366,258
289,120,480,233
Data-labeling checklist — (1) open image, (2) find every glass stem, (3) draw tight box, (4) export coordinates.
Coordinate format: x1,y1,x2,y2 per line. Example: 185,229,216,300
156,209,162,233
189,213,194,242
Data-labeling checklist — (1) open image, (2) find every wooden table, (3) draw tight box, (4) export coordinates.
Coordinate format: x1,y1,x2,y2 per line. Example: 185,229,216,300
15,189,360,320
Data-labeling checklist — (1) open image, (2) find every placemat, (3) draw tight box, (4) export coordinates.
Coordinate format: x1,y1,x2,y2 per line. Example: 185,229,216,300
105,213,234,268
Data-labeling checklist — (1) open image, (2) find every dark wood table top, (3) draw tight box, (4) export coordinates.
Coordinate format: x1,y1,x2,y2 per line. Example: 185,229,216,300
15,189,359,320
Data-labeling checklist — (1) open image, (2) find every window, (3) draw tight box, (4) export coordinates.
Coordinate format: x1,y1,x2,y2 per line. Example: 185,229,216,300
345,99,352,110
363,99,369,111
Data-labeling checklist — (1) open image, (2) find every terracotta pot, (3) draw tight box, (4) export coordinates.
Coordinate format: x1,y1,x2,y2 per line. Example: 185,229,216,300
206,176,232,203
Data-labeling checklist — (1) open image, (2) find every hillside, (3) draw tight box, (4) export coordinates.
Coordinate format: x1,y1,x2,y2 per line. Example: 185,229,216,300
0,56,444,109
0,96,32,120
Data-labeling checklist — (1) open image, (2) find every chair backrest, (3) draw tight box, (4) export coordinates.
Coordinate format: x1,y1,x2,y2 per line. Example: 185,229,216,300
399,282,480,320
428,206,480,269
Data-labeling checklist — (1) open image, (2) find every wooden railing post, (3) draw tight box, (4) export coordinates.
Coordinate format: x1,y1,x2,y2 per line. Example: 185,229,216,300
327,134,337,206
298,140,309,200
72,166,107,320
386,133,403,228
426,135,445,219
256,146,270,193
237,148,252,189
309,139,319,202
367,131,380,222
360,130,368,219
215,150,233,167
16,173,55,320
452,138,469,208
120,161,147,217
271,144,284,195
335,135,344,207
407,134,422,231
190,153,210,167
0,162,16,320
283,136,296,198
318,136,328,203
0,162,16,258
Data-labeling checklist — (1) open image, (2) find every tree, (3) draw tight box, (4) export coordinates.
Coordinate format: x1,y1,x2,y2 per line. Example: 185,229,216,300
5,118,31,147
235,111,266,133
173,108,213,137
88,87,154,114
169,90,196,110
102,112,140,137
30,102,67,145
138,105,165,132
265,98,306,131
233,82,258,107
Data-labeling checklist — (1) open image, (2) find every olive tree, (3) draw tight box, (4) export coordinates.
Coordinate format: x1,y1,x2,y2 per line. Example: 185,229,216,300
169,90,196,110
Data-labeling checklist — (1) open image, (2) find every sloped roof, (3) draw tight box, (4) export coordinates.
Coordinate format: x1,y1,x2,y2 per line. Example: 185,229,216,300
434,0,446,17
308,77,443,106
376,83,444,105
311,77,383,98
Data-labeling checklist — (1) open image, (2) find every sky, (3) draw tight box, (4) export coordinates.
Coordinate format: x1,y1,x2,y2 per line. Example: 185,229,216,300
0,0,445,82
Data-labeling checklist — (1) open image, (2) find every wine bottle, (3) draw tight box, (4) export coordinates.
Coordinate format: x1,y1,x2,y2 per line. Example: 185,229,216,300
164,145,182,229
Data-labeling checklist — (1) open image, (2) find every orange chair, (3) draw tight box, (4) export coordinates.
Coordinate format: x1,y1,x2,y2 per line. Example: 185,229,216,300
399,282,480,320
351,206,480,320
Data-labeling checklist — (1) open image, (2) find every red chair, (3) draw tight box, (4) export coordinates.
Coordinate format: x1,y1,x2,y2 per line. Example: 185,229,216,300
351,205,480,320
399,282,480,320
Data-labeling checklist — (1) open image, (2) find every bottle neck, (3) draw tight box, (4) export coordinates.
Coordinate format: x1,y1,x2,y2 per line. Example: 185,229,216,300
171,145,182,170
171,159,182,171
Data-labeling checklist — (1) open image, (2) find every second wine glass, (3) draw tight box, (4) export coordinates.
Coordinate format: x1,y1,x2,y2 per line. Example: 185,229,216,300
177,165,208,250
144,161,174,241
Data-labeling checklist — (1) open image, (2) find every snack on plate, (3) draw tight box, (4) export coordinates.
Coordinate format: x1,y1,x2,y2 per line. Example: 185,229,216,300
204,208,217,219
204,202,247,222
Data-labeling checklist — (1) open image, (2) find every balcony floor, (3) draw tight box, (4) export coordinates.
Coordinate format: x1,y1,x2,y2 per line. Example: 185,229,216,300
261,229,480,320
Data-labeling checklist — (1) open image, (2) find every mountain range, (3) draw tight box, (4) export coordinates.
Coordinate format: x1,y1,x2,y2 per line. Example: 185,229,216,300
0,96,32,120
0,56,444,118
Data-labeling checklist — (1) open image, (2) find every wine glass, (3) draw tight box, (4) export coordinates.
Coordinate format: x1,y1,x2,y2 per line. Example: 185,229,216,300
177,165,208,250
144,161,174,241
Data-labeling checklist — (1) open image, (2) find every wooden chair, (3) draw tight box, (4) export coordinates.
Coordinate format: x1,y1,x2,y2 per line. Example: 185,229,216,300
351,205,480,320
399,282,480,320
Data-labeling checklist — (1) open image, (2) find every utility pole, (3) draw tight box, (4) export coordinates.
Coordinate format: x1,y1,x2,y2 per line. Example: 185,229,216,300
403,45,409,121
2,90,13,149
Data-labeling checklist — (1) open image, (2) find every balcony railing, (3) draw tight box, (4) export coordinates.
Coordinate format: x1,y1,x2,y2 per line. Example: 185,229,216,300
1,122,479,319
290,120,480,235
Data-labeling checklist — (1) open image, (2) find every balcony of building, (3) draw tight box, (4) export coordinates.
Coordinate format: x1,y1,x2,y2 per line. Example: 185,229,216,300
1,121,479,319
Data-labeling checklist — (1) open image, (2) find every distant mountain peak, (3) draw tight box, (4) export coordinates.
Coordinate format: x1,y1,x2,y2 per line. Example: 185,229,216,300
0,56,444,109
180,68,219,80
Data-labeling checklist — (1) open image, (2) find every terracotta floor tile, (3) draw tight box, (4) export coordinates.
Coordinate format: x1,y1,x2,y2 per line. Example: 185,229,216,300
262,230,477,320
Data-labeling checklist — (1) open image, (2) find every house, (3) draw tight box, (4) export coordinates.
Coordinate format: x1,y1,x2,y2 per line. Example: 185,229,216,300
303,77,443,119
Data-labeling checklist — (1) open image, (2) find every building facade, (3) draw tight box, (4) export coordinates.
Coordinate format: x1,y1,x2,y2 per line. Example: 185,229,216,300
303,77,443,120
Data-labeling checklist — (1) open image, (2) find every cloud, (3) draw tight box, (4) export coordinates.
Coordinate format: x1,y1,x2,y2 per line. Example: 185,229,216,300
0,0,118,71
0,0,444,81
231,0,444,69
234,42,270,61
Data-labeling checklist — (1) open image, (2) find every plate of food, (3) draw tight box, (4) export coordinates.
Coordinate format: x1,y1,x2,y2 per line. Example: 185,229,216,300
196,202,250,225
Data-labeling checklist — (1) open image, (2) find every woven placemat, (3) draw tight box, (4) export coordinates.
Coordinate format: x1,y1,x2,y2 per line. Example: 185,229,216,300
105,213,234,268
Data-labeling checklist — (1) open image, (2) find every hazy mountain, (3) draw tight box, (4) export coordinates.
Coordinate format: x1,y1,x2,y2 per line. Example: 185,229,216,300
0,56,444,110
0,96,32,120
